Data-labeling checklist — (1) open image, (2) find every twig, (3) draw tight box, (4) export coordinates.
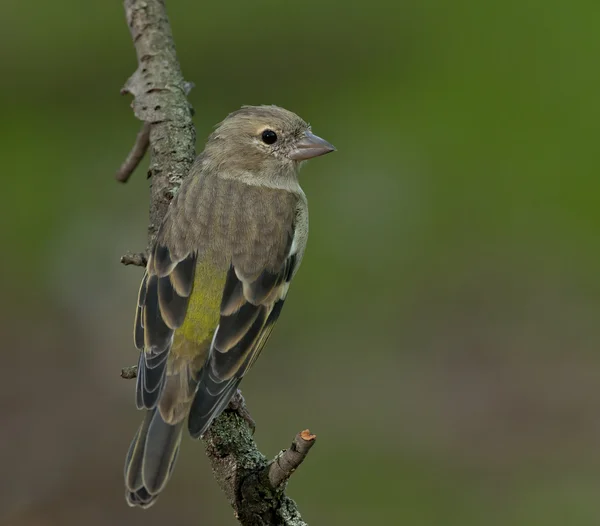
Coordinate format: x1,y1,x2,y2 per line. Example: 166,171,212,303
115,79,193,183
118,1,315,524
121,365,139,379
267,430,317,489
204,402,314,526
120,252,148,267
115,122,151,182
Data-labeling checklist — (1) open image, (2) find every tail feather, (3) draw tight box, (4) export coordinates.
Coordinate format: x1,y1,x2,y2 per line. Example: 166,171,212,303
124,408,183,508
124,411,151,491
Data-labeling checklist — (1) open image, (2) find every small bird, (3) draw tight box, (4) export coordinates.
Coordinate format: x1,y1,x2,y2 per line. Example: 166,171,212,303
124,105,335,507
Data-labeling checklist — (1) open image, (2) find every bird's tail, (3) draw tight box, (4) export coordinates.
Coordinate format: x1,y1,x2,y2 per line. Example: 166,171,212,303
124,408,183,508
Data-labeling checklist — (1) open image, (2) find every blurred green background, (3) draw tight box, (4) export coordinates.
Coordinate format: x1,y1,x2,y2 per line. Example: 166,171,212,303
2,0,600,524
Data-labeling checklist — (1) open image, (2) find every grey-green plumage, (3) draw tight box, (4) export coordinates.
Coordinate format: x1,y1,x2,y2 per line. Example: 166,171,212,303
124,105,335,508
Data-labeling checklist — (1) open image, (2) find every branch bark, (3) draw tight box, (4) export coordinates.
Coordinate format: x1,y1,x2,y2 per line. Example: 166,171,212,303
122,0,196,247
118,2,315,524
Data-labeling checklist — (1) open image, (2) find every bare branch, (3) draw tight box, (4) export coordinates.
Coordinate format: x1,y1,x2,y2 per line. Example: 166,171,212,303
115,122,150,182
267,430,317,489
123,0,196,246
118,1,314,524
115,76,193,183
204,398,314,526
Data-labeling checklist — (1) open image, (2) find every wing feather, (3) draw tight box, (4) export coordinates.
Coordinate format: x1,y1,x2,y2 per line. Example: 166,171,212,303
188,245,297,438
134,241,197,410
132,186,304,436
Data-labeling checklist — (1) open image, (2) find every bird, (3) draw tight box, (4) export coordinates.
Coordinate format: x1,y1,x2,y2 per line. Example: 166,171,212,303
124,105,335,508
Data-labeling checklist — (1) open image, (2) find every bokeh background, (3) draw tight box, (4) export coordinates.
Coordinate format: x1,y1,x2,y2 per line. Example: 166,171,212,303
2,1,600,524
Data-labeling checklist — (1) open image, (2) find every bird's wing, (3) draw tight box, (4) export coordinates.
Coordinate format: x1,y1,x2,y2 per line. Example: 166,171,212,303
133,234,201,411
133,174,305,434
187,239,299,438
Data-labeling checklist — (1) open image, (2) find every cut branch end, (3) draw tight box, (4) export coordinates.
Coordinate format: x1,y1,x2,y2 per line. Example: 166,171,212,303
266,430,317,490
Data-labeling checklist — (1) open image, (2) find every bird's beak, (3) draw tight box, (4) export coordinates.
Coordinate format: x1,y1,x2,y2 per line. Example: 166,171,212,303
289,131,336,161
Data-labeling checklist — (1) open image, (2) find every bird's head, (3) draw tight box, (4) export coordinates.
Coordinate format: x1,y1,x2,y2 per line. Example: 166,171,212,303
204,105,335,185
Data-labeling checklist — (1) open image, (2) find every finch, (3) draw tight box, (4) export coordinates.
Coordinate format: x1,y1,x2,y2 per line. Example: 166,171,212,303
124,105,335,508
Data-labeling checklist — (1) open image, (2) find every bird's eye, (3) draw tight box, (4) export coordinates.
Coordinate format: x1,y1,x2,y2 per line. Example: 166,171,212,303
261,129,278,145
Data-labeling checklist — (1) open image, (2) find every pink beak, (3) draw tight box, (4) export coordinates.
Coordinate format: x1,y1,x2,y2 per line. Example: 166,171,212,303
289,131,336,161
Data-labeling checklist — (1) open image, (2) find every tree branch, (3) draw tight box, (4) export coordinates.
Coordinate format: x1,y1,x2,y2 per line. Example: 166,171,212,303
115,122,150,183
266,430,317,489
118,2,315,524
119,364,314,524
122,0,195,246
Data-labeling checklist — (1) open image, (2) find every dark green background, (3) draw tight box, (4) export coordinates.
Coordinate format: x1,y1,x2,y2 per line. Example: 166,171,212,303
2,1,599,525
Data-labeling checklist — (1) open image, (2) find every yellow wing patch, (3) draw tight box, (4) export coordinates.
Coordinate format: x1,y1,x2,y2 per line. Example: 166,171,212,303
170,260,227,361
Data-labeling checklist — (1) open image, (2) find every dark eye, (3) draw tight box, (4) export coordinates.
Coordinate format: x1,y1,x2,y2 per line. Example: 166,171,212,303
261,129,278,145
